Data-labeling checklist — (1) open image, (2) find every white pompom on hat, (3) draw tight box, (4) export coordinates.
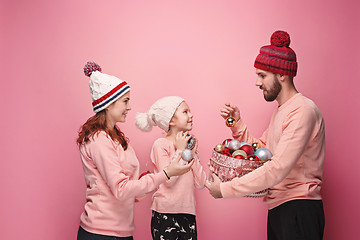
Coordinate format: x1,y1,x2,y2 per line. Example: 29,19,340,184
83,61,130,113
135,96,184,132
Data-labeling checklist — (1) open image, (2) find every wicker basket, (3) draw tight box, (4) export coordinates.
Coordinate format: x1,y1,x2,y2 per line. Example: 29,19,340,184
209,149,269,198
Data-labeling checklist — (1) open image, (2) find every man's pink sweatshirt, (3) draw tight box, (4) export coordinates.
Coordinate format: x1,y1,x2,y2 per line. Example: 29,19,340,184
220,93,325,209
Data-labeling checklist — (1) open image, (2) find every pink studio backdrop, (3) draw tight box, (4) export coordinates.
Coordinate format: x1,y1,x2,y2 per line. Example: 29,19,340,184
1,0,359,239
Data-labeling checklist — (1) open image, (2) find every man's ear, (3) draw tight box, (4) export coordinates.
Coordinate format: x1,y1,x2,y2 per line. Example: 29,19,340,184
277,74,286,82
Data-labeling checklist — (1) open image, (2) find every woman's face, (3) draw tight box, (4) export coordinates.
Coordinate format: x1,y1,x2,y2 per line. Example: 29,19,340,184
106,91,131,125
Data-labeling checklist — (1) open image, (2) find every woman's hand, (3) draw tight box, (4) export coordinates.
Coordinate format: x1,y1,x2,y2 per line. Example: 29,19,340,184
164,153,194,178
220,103,240,122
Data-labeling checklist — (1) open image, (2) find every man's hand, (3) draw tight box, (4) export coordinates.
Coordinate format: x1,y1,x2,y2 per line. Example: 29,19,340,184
220,103,241,122
205,173,223,199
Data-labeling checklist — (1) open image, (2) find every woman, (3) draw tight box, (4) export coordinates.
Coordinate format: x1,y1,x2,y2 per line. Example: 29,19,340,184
77,62,193,240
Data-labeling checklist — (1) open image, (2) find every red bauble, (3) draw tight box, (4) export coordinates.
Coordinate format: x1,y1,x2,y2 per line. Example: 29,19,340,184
222,139,232,147
248,155,260,161
234,155,245,159
221,149,232,157
139,171,150,179
222,147,231,154
240,145,254,156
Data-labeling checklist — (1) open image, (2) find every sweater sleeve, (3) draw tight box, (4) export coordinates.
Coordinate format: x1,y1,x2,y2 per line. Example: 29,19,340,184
191,152,207,189
151,141,183,187
220,105,317,198
231,118,268,147
89,133,168,201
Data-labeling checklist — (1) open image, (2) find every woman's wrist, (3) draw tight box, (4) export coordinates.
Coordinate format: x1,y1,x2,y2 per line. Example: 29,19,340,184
163,169,170,179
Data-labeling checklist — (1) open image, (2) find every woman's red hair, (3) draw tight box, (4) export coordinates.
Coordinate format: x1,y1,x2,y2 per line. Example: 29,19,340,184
77,110,128,150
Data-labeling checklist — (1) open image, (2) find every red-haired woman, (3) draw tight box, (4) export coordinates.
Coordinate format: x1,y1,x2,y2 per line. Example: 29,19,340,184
77,62,193,240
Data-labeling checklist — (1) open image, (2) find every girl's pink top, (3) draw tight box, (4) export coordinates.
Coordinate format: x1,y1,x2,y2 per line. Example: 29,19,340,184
150,138,207,215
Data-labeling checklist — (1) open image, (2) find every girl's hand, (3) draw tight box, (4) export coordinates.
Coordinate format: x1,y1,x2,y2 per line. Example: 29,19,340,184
220,103,240,122
164,153,194,177
174,131,191,151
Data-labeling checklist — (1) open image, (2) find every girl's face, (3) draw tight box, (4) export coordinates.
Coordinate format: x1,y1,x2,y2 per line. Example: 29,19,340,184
106,91,131,125
169,101,193,132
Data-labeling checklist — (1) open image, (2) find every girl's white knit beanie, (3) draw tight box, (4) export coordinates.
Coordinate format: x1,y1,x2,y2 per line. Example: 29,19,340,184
135,96,184,132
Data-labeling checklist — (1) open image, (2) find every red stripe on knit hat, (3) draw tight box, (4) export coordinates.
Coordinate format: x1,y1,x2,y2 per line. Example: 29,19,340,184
92,81,128,107
260,47,297,62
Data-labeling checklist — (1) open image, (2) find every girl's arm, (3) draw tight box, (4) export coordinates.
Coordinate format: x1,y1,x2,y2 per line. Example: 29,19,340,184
189,137,206,189
191,151,207,189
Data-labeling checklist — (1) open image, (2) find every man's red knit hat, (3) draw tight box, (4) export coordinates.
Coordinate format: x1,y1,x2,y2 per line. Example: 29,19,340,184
254,30,297,77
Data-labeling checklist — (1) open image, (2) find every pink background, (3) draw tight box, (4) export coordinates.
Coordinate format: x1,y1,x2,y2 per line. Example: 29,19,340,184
1,0,359,239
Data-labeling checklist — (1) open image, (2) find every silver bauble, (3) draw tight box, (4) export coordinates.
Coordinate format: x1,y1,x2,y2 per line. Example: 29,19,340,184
254,148,273,160
182,149,194,162
228,140,241,151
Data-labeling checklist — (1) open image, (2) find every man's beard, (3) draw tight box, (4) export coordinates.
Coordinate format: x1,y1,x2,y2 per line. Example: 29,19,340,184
263,75,282,102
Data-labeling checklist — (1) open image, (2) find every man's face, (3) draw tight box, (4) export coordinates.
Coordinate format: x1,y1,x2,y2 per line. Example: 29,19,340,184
255,69,282,102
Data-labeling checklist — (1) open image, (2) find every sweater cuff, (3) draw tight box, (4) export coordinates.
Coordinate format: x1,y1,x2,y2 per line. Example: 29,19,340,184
220,181,236,199
230,118,246,136
155,171,169,184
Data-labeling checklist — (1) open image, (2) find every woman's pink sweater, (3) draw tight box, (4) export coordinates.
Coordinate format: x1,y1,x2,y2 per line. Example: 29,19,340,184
79,131,167,237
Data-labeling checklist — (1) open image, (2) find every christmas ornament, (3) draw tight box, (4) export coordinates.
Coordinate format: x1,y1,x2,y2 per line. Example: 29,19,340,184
239,142,251,148
234,154,245,159
181,149,194,162
222,147,231,155
187,136,196,150
240,144,254,156
252,142,260,151
228,139,241,151
224,152,232,157
248,155,260,161
254,148,273,161
214,144,225,153
222,139,232,148
226,117,236,127
232,150,248,159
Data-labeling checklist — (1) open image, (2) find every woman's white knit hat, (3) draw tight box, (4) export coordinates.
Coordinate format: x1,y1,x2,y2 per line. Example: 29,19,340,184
83,61,130,113
135,96,184,132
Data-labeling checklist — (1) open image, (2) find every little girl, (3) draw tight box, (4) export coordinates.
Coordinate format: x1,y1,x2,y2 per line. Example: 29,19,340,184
77,63,193,240
135,96,207,240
